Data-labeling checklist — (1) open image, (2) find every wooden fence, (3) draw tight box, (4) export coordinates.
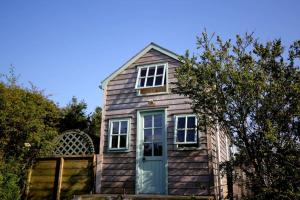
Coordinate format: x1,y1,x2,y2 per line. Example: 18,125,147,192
26,155,95,200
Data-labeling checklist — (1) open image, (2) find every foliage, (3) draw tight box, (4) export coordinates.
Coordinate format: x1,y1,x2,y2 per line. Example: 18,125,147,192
0,68,102,199
88,106,102,137
174,31,300,199
0,159,21,200
59,96,89,132
0,83,60,161
0,68,61,199
59,97,102,137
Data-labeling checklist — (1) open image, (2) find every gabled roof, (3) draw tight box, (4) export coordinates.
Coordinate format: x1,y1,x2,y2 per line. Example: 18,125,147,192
100,42,180,89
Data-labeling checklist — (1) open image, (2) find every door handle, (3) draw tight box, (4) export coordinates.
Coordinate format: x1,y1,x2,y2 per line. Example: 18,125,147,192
142,157,146,161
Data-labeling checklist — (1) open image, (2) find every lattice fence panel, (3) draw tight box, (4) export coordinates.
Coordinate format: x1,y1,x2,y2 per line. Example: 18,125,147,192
53,130,95,156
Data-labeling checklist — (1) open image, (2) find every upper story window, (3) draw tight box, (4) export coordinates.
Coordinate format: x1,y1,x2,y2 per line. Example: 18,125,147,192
174,114,198,148
108,118,130,151
135,63,167,95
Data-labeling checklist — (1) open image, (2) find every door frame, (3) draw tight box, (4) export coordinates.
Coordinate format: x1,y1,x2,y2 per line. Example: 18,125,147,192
135,108,168,194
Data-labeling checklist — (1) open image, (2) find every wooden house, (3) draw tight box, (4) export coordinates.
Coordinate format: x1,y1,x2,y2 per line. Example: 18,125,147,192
96,43,230,199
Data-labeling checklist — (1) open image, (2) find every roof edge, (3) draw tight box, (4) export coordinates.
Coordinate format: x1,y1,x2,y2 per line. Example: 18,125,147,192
100,42,180,89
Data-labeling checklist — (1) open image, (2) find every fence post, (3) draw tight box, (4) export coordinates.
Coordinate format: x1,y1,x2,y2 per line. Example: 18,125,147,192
24,165,33,200
56,157,64,200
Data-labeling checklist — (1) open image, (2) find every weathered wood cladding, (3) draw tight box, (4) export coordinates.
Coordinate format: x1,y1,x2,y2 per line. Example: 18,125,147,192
60,158,94,199
101,49,210,195
27,157,94,200
28,160,57,200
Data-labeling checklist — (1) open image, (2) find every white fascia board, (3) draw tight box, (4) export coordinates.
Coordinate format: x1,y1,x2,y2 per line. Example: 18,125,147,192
100,43,180,89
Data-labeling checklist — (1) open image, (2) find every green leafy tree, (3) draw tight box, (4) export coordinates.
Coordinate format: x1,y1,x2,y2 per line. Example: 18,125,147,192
0,68,61,199
0,159,21,200
59,96,89,132
88,106,102,137
174,31,300,199
59,97,102,137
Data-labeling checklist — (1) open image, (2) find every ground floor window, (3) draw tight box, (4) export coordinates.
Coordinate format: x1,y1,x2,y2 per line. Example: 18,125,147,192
174,114,198,148
108,118,130,151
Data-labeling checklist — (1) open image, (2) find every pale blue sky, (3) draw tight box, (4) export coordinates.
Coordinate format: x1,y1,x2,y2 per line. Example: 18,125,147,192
1,0,299,113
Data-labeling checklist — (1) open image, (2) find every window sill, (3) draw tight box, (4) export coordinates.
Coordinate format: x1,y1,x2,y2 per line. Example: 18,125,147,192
175,146,202,151
136,91,170,97
107,148,130,153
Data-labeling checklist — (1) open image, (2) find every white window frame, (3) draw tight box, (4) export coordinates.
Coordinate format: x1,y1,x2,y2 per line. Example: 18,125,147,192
174,114,198,144
108,118,130,151
135,63,167,89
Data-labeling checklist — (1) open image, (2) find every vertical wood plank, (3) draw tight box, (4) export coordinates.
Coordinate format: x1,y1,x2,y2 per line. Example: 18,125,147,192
97,85,107,193
25,166,33,200
206,127,215,196
56,157,64,200
93,154,96,193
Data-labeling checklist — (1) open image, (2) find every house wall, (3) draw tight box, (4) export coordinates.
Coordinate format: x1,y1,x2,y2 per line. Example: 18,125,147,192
211,125,230,199
219,128,229,197
100,49,212,195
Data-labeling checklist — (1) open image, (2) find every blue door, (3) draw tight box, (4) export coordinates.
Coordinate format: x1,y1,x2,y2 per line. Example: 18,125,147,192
137,111,166,194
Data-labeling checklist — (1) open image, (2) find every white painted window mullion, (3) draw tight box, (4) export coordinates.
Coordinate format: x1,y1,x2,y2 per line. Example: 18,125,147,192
174,116,178,143
161,64,166,86
109,123,113,149
135,67,141,89
153,65,157,87
144,67,149,87
184,116,188,143
118,121,121,149
194,117,197,142
127,120,129,149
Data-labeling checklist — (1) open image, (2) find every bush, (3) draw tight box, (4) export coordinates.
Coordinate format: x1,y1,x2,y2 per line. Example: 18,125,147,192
0,160,21,200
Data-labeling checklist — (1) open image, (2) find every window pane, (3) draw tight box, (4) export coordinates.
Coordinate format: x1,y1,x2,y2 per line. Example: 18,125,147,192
144,143,152,156
111,136,118,148
119,135,127,148
120,121,128,134
139,78,145,87
144,115,152,128
148,67,155,76
140,68,147,77
177,130,185,142
154,128,162,141
156,66,164,75
187,116,196,128
154,142,162,156
155,76,163,86
177,117,186,129
154,114,163,127
112,122,119,134
187,130,196,142
146,77,154,86
144,129,152,142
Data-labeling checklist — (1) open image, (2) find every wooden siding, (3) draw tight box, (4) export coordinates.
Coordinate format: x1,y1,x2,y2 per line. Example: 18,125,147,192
209,125,229,199
219,129,229,198
101,49,210,195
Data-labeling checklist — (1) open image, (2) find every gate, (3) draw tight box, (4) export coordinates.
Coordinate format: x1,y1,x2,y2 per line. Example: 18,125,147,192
26,130,96,200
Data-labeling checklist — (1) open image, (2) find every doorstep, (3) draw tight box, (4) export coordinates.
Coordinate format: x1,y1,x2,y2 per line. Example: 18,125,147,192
72,194,215,200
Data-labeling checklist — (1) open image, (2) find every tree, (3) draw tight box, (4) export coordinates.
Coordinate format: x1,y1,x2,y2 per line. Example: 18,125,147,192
88,106,102,137
0,159,21,200
59,96,89,132
174,31,300,199
0,83,60,161
59,97,102,137
0,68,61,199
